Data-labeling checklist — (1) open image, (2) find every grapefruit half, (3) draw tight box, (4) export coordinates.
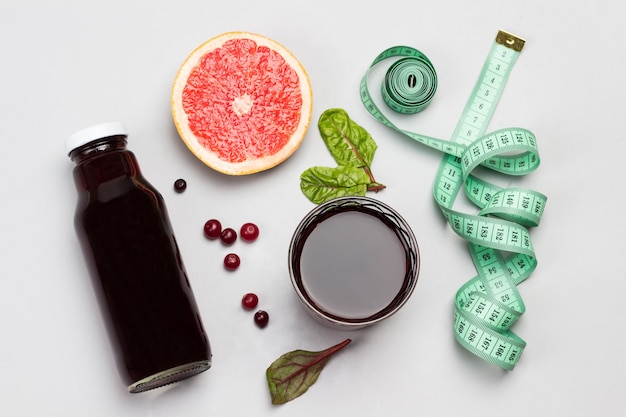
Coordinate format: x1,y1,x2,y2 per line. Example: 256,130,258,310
171,32,313,175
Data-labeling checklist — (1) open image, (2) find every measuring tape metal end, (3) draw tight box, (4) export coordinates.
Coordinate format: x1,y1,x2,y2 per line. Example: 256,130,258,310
496,30,525,52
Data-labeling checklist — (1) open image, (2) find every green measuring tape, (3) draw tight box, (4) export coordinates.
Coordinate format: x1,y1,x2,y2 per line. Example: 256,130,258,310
360,30,547,370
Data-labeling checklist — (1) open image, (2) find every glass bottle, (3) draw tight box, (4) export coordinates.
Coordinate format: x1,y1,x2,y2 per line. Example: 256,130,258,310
66,122,211,393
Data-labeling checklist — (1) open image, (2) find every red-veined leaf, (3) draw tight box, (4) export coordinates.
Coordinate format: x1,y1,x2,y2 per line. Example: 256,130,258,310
266,339,351,404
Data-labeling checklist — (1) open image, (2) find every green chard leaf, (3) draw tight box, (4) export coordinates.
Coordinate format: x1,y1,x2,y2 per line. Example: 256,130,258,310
300,108,385,204
318,108,378,170
300,165,371,204
266,339,351,405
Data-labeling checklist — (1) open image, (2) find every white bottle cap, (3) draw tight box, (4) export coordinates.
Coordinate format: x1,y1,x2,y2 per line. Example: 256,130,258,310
66,122,128,156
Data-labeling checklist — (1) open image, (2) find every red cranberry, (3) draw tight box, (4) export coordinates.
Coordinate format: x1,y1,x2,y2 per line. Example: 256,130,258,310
173,178,187,192
240,222,260,242
241,293,259,310
254,310,269,328
204,219,222,240
220,228,237,245
224,253,240,270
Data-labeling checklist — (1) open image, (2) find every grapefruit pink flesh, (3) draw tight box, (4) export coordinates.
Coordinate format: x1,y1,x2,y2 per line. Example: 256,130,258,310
172,32,312,175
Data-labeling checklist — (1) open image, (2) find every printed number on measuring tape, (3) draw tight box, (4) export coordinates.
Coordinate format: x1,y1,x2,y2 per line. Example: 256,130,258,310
360,30,547,370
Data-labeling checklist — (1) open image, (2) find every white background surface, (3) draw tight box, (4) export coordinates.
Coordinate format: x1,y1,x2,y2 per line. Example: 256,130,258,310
1,1,623,416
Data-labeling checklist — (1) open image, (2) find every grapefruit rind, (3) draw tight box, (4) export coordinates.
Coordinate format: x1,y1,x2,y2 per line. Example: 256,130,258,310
171,32,313,175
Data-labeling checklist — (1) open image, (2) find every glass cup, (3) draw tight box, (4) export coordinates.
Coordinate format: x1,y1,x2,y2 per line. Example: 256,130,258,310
288,196,420,330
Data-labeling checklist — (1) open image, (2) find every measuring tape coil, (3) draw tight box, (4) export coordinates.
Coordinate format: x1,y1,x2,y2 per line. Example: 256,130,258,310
360,30,547,370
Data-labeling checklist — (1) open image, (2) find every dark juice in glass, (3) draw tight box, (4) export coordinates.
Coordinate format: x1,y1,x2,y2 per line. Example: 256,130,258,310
67,123,211,393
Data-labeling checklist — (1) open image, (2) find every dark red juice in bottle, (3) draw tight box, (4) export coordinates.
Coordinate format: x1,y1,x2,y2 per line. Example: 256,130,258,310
67,123,211,393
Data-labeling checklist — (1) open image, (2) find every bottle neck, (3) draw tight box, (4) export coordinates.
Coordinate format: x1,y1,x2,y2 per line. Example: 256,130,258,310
69,135,128,164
